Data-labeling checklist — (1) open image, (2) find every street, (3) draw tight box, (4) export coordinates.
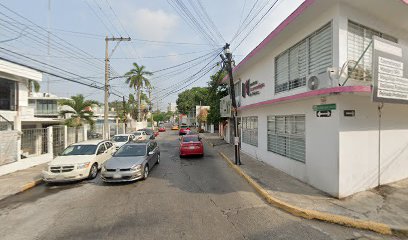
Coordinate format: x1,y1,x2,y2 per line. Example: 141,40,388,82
0,130,395,240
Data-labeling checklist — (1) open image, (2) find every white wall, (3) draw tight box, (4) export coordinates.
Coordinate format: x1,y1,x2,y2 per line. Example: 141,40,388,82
235,3,338,108
239,95,340,196
338,95,408,197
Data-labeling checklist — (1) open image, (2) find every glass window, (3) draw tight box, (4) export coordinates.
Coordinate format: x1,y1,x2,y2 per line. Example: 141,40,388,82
114,144,146,157
61,145,97,156
241,116,258,147
97,144,106,153
275,22,332,93
347,21,398,82
267,115,305,162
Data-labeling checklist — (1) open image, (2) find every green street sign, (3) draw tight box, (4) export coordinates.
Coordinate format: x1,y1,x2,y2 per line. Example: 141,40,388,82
313,103,336,111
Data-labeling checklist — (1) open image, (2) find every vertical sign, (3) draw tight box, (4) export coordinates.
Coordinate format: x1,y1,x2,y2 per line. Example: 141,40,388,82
372,36,408,104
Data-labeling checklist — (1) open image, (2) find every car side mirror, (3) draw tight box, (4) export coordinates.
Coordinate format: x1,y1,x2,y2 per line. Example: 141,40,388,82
148,151,154,156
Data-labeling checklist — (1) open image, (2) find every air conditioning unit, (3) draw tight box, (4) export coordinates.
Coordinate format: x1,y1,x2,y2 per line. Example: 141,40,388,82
306,70,338,91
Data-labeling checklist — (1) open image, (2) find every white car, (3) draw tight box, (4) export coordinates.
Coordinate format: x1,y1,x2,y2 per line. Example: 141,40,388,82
42,140,115,182
112,134,135,150
133,131,147,141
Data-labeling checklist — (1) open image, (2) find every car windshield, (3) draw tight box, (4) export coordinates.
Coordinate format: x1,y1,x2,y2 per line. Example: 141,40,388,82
61,145,97,156
183,136,199,142
181,126,189,129
112,136,128,142
114,145,146,157
141,129,153,134
134,132,142,136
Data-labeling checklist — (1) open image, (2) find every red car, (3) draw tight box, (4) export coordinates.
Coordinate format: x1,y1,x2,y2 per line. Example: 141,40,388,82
178,125,191,135
154,131,159,137
158,126,166,132
179,135,204,157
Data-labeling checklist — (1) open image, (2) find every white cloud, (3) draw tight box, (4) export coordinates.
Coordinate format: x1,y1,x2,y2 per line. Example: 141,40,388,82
126,8,179,41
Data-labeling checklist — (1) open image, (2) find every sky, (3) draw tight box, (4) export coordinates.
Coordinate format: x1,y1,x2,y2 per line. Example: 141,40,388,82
0,0,303,111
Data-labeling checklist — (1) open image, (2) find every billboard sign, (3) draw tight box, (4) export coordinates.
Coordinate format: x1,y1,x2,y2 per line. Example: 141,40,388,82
372,36,408,103
220,95,232,118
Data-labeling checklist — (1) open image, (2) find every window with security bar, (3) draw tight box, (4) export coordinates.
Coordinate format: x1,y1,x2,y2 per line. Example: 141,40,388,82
267,115,305,162
275,22,332,94
241,116,258,147
347,21,397,82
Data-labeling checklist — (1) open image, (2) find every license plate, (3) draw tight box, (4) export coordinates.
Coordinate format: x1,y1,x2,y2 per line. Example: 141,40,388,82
113,174,122,179
189,146,195,149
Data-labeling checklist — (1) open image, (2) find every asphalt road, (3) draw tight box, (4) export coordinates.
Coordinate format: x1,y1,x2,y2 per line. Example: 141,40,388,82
0,130,397,240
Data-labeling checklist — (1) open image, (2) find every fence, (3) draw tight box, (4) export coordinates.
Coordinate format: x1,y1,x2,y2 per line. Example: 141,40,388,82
0,130,19,165
53,126,65,156
21,128,48,156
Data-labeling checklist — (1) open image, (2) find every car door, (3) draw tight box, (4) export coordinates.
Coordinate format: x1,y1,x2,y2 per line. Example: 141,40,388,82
102,142,113,162
152,141,159,163
146,143,155,166
95,143,106,166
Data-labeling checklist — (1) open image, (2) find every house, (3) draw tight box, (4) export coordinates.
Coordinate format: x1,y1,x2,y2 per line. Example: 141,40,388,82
222,0,408,198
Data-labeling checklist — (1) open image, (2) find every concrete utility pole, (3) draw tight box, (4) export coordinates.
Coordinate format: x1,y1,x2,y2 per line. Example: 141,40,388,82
104,36,131,139
221,43,241,165
148,87,154,129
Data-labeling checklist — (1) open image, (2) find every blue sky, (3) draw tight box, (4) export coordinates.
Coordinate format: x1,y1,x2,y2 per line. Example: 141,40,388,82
0,0,303,110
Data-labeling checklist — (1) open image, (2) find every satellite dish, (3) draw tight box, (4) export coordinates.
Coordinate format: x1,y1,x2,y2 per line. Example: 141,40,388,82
307,76,319,90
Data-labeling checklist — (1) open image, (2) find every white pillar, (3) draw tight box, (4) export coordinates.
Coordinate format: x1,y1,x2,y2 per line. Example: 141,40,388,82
210,124,214,134
83,125,88,141
63,125,68,148
14,115,21,161
115,118,119,135
122,123,126,134
47,126,53,156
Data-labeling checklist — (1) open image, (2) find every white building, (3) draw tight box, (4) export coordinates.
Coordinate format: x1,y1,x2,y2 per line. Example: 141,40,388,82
0,59,63,129
167,102,177,113
223,0,408,198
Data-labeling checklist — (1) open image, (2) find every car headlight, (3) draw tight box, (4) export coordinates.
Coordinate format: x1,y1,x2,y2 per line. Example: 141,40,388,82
77,162,90,169
130,164,142,171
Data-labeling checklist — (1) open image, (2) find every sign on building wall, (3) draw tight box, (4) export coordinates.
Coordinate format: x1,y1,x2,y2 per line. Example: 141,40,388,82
372,36,408,104
220,95,232,118
242,79,265,98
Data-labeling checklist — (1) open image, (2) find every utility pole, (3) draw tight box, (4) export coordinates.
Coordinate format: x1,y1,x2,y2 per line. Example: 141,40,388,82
47,0,51,93
148,87,154,130
104,36,131,139
221,43,241,165
122,96,127,130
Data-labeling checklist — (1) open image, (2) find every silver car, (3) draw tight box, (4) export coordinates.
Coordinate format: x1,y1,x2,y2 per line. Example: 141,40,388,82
101,140,160,182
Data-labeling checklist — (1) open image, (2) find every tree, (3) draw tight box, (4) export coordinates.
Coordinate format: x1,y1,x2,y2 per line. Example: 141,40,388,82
176,87,209,114
207,70,228,126
28,80,40,96
125,63,153,122
197,108,208,126
59,94,99,140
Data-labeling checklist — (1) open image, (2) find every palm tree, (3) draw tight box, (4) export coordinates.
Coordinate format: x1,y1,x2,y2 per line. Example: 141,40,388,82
59,94,99,141
125,63,153,121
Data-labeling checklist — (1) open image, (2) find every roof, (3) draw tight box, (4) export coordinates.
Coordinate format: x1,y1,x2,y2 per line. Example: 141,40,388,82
129,140,151,145
72,139,109,145
223,0,315,83
0,59,42,82
113,134,133,137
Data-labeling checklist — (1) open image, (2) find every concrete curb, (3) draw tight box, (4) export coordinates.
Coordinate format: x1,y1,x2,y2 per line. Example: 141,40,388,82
20,178,43,193
217,151,406,236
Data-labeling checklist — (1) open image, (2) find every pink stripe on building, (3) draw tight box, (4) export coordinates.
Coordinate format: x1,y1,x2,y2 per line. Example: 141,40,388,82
238,86,372,110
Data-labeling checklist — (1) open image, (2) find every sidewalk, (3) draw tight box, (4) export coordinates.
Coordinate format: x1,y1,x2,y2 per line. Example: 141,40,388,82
201,133,408,236
0,163,45,201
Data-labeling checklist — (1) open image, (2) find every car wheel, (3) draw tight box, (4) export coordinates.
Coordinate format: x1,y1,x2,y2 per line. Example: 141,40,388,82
88,163,98,179
143,165,149,180
156,154,160,165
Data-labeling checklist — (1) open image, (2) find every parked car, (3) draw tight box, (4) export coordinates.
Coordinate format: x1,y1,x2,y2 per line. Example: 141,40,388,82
179,135,204,157
158,126,166,132
133,131,148,141
42,140,115,182
179,125,191,135
87,131,102,139
101,140,160,182
171,125,179,130
111,134,135,150
137,128,156,139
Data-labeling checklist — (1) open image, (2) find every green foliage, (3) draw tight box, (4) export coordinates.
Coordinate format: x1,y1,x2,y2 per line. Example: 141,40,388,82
28,80,40,94
176,87,209,114
207,70,228,125
58,94,99,128
152,111,174,122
